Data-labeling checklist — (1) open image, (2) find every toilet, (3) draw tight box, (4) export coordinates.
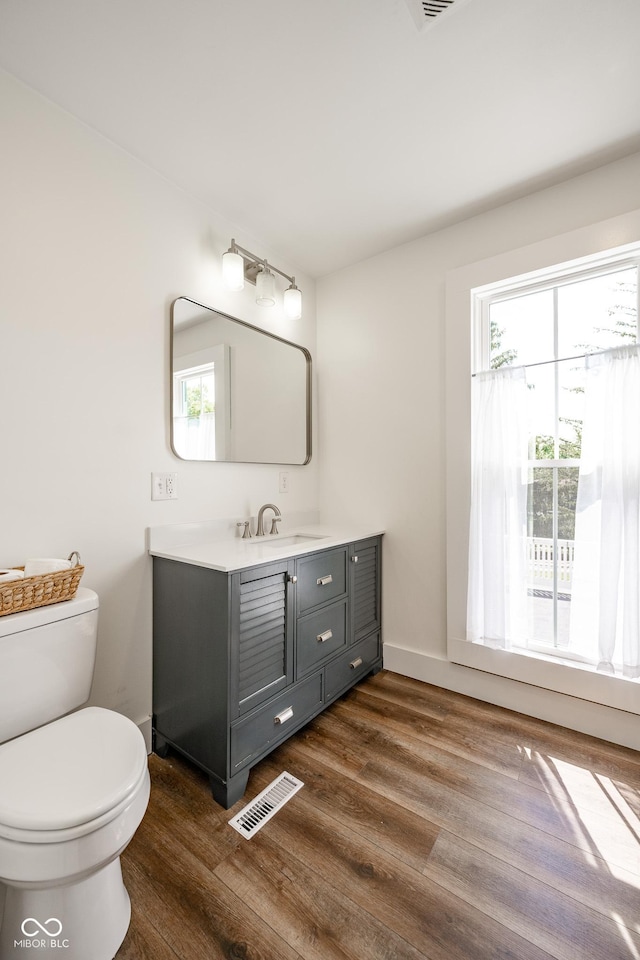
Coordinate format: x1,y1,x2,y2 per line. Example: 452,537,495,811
0,588,150,960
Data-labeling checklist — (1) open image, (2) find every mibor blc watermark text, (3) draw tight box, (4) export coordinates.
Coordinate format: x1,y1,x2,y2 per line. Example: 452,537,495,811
14,918,70,949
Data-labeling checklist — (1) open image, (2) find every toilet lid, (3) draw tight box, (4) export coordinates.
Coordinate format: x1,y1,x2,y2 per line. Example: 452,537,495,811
0,707,147,832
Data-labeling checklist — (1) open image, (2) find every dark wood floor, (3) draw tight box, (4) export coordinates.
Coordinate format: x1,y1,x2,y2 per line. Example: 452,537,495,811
116,670,640,960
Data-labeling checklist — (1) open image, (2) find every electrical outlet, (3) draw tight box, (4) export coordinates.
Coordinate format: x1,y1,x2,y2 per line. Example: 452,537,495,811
151,472,178,501
279,471,290,494
165,473,177,499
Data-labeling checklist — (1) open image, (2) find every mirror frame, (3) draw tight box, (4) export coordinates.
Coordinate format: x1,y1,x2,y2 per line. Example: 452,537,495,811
170,296,312,465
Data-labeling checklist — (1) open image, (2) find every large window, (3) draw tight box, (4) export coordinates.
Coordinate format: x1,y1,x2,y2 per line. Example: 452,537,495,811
472,256,639,670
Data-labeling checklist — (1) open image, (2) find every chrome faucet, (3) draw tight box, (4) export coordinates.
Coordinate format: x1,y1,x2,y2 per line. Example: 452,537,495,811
256,503,282,537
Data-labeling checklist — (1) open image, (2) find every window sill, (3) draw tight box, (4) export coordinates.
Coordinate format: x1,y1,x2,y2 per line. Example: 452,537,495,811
447,635,640,717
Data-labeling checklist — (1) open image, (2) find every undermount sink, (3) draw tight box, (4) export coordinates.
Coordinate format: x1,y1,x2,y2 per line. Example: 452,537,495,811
248,534,327,548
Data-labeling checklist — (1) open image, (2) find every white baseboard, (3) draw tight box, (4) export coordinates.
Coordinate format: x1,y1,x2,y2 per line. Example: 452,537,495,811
383,642,640,753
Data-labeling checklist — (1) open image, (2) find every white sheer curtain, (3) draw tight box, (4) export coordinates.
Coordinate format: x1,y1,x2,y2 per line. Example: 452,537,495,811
467,366,529,649
570,344,640,678
173,413,216,460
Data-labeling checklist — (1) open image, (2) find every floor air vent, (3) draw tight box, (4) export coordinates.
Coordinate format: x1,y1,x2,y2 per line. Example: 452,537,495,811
405,0,472,31
229,772,304,839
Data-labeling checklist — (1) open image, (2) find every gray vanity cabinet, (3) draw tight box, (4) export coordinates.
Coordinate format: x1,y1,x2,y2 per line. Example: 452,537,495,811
152,536,382,808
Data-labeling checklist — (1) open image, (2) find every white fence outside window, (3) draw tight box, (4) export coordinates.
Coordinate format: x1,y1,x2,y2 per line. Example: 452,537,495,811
527,537,575,594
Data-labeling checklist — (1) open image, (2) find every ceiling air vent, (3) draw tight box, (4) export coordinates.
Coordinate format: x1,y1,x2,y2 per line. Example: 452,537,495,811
404,0,473,32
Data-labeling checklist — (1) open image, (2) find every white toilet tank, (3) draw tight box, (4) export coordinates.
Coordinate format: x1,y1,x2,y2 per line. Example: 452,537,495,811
0,588,99,744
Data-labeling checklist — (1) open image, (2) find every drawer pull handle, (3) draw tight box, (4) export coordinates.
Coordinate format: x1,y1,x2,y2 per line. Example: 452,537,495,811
317,629,333,643
274,706,294,725
350,657,363,669
317,574,333,586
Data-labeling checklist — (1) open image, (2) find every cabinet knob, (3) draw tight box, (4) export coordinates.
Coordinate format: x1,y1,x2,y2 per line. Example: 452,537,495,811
316,629,333,644
350,657,363,669
317,574,333,586
288,575,298,583
351,555,359,563
274,706,294,725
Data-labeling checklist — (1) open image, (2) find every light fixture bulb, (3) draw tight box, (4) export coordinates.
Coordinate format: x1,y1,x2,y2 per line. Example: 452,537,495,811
255,265,276,307
284,282,302,320
222,247,245,291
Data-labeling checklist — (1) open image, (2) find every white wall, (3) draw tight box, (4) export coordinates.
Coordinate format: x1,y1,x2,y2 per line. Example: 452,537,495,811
316,151,640,749
0,70,318,739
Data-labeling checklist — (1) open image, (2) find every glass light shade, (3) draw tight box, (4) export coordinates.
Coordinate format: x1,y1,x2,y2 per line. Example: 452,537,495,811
255,267,276,307
284,284,302,320
222,249,245,291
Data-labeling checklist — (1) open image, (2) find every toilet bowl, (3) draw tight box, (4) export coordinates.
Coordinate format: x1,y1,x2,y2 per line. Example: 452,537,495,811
0,590,150,960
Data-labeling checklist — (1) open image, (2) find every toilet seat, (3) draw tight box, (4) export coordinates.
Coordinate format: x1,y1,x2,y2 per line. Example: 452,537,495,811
0,706,147,842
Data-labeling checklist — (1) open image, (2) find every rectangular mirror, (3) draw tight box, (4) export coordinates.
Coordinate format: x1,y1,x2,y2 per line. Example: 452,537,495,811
171,297,312,464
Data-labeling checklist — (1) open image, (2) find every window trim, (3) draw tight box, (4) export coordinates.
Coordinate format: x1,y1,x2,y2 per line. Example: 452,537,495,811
445,212,640,715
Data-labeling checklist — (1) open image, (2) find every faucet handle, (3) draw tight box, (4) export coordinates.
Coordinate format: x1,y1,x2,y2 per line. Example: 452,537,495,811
236,520,252,539
269,517,281,535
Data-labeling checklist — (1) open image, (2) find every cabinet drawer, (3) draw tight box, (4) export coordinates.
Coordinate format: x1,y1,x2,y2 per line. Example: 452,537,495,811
324,632,380,702
231,672,323,772
296,547,347,615
296,600,347,679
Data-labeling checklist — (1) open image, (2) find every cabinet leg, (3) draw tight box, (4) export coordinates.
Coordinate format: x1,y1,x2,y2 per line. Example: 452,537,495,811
209,770,251,809
152,729,170,758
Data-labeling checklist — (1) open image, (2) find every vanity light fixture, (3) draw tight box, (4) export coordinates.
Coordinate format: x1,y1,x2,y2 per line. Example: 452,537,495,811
222,239,303,319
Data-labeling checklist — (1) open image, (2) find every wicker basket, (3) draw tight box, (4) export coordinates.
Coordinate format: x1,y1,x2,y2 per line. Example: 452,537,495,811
0,552,84,617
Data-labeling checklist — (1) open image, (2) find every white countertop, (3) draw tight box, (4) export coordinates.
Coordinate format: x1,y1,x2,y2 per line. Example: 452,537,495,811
148,522,384,573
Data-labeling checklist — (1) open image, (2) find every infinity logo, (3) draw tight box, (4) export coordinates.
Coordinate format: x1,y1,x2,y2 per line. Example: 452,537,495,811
21,918,63,937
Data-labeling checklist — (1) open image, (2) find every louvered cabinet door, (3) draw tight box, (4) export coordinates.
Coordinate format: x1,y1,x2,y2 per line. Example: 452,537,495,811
350,538,381,644
231,560,295,718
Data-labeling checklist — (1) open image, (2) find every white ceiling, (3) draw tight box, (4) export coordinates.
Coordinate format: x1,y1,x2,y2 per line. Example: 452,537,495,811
1,0,639,278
